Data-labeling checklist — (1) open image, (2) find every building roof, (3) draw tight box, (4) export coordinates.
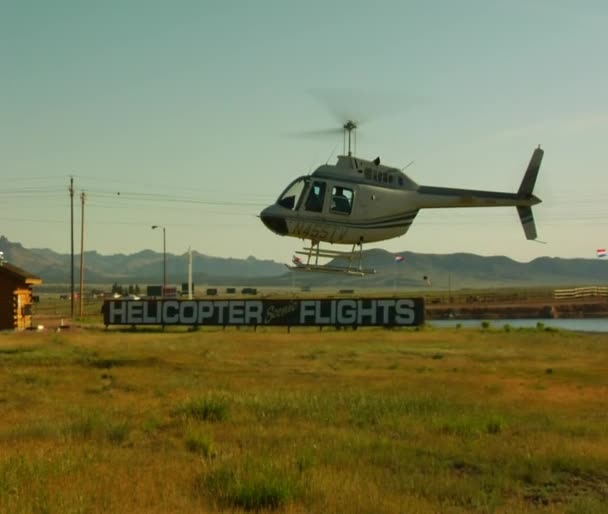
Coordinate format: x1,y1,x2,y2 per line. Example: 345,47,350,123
0,261,42,285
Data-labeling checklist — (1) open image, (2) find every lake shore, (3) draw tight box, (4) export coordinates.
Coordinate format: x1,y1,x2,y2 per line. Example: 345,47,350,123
426,296,608,320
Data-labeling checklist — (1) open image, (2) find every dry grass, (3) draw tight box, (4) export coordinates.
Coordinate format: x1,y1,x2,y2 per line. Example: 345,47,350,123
0,326,607,513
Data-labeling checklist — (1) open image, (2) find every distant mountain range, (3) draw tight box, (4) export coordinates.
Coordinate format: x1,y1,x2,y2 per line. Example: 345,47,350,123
1,235,607,289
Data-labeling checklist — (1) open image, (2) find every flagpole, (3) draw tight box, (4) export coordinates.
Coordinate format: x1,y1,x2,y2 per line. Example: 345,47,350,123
393,258,397,292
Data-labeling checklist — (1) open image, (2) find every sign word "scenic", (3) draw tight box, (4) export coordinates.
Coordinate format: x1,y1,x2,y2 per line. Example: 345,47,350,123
103,298,425,327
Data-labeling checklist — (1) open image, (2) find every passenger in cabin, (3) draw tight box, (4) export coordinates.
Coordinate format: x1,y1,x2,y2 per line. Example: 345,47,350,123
305,184,325,212
331,187,351,214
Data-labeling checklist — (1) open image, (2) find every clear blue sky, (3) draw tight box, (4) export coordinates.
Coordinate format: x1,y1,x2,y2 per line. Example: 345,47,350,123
1,0,607,263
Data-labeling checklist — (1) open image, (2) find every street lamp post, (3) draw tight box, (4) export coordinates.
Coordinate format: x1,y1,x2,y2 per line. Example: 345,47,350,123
151,225,166,295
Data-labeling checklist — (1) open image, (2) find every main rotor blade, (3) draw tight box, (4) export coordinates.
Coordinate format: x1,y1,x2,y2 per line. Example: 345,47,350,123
285,127,344,138
310,88,373,126
310,87,425,127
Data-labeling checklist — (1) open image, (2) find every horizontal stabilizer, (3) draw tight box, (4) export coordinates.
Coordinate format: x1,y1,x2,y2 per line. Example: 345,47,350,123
517,206,537,240
518,147,544,197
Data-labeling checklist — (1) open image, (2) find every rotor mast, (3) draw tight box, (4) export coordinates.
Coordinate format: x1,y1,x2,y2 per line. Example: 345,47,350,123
343,120,357,156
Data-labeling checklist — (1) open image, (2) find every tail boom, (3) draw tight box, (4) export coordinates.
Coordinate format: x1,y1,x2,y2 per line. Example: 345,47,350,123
416,146,544,239
416,186,538,209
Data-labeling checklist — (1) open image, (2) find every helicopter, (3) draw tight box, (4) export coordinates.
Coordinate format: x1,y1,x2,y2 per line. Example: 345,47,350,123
260,121,544,275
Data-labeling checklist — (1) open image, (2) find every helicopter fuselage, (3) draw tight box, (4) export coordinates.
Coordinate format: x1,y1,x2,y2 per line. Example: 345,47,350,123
260,151,542,245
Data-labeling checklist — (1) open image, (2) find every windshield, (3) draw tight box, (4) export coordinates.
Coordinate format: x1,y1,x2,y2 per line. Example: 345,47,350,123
277,177,308,210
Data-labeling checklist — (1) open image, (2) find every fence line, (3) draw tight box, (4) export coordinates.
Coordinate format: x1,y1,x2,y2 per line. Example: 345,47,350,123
554,286,608,299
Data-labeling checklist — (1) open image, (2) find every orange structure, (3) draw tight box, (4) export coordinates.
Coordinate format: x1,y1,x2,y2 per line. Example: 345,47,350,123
0,262,42,330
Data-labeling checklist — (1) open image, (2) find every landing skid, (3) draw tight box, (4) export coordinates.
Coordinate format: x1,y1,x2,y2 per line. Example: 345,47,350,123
287,242,376,276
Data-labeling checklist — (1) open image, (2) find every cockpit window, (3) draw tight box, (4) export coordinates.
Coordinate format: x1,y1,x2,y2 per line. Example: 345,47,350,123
277,177,307,210
331,186,353,214
304,181,326,212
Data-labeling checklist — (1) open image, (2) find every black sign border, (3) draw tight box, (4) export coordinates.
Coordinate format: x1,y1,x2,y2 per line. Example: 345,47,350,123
103,298,425,328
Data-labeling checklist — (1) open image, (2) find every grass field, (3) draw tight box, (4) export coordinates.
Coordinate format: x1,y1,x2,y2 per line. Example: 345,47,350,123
1,325,607,513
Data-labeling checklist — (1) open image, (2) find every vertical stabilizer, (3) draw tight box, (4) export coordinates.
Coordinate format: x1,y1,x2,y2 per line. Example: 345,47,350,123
516,147,544,240
518,146,544,197
517,206,537,240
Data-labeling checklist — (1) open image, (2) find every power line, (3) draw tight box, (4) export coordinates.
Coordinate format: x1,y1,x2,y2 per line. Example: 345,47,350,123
86,190,269,207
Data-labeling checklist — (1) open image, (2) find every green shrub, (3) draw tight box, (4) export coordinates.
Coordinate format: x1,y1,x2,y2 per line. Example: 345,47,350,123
185,429,215,457
566,496,607,514
107,420,131,444
142,416,162,434
176,396,229,422
1,421,58,441
64,411,104,440
486,420,502,434
201,462,298,510
231,476,294,510
296,452,315,474
63,409,131,444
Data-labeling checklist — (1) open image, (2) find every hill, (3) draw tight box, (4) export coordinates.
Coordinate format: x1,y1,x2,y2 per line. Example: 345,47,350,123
1,235,607,289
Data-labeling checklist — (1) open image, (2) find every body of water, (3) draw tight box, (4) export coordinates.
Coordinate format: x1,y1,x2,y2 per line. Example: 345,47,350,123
429,318,608,333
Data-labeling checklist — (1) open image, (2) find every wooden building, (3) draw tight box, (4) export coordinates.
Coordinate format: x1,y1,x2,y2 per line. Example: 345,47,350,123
0,261,42,330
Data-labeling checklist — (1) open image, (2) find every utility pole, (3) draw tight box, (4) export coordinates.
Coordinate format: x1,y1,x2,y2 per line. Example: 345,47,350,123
448,271,452,304
79,191,86,318
69,177,74,318
163,227,166,295
187,246,193,300
151,225,167,296
393,258,397,292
